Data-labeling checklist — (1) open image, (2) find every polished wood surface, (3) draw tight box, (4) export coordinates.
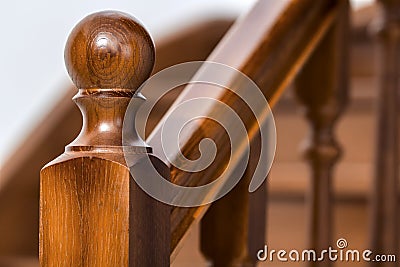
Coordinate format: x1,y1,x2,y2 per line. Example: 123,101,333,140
0,18,232,257
370,0,400,265
0,1,374,266
151,0,342,258
294,1,349,266
40,11,170,266
65,11,155,91
200,135,266,267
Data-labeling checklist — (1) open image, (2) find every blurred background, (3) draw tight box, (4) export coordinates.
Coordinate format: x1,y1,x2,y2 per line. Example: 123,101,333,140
0,0,395,266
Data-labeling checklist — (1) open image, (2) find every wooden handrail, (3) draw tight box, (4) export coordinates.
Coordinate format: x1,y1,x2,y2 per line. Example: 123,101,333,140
149,0,343,258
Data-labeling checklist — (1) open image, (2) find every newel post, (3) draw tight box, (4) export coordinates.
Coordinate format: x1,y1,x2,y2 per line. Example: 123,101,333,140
39,11,170,266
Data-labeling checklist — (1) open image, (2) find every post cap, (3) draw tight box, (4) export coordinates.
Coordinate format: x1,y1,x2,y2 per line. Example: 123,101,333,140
64,11,155,91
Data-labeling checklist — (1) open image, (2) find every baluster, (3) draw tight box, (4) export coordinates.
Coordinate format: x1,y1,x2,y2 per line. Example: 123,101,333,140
39,11,170,266
370,0,400,265
293,0,349,266
200,134,267,267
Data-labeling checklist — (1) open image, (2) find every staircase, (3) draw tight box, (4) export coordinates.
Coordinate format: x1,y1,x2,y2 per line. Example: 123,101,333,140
0,0,399,266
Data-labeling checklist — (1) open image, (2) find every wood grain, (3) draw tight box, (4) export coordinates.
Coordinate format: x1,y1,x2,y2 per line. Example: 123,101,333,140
64,11,155,90
40,157,130,266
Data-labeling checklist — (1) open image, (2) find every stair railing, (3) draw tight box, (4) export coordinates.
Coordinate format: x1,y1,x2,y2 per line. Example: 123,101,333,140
40,0,351,266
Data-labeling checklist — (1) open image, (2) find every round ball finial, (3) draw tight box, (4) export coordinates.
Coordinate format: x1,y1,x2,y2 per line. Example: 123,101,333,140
65,11,155,91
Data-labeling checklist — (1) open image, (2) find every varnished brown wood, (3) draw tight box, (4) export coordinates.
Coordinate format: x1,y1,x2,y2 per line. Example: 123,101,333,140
4,1,350,264
370,0,400,265
40,157,130,266
40,11,170,266
294,1,349,266
200,134,266,267
150,0,342,257
65,11,155,90
0,18,231,257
